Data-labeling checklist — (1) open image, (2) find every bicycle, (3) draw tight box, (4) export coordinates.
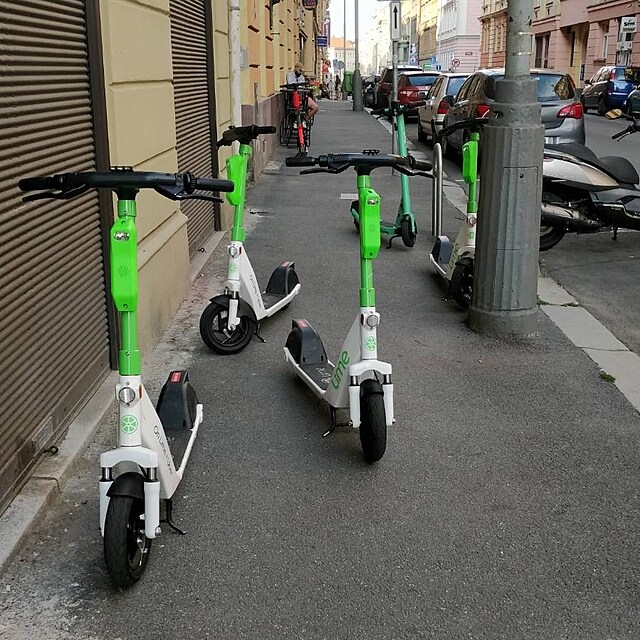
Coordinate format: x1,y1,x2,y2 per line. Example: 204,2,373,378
18,168,234,589
280,83,313,156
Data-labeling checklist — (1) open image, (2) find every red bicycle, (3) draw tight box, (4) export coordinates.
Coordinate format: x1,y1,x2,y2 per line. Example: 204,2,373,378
280,84,313,156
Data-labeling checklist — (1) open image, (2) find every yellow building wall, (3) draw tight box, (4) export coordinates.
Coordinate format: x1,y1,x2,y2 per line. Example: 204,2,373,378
100,0,189,354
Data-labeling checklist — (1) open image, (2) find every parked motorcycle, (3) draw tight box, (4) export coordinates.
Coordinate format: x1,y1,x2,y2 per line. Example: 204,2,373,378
539,107,640,250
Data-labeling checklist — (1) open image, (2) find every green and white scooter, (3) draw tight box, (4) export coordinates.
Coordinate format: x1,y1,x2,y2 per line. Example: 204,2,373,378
350,99,426,247
200,125,301,354
430,117,487,308
285,150,431,462
19,168,234,589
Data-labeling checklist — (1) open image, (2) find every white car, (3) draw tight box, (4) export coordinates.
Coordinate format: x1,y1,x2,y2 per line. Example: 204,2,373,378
417,73,470,144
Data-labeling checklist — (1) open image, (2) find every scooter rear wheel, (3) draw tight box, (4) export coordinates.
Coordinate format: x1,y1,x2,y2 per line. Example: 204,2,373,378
539,225,566,251
359,379,387,463
400,217,416,247
104,495,151,589
199,302,255,355
450,262,474,309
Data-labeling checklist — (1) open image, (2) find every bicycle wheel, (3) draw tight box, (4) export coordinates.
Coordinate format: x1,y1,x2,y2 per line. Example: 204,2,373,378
296,116,307,156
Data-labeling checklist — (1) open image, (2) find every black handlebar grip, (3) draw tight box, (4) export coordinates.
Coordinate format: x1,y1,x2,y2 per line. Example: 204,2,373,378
412,158,433,171
194,177,235,192
255,125,277,135
285,156,317,167
612,127,632,140
371,108,387,116
18,176,60,191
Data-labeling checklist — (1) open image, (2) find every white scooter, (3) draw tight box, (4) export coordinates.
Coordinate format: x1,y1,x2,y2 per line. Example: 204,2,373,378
19,168,235,589
200,125,302,354
430,117,487,308
284,151,431,462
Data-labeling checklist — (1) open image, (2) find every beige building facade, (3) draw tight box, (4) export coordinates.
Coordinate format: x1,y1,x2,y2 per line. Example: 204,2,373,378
0,0,327,515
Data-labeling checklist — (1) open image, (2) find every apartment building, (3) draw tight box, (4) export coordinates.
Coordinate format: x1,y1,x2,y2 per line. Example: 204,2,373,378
0,0,327,516
480,0,639,84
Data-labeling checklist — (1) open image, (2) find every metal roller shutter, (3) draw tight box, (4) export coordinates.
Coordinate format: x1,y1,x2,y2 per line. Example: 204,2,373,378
170,0,219,253
0,0,111,513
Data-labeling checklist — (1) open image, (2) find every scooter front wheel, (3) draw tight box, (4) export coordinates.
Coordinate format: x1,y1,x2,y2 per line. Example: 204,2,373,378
400,217,416,247
103,495,152,589
199,302,255,355
359,379,387,463
450,262,474,309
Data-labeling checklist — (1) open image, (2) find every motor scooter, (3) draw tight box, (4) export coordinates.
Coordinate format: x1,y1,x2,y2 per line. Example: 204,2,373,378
539,112,640,250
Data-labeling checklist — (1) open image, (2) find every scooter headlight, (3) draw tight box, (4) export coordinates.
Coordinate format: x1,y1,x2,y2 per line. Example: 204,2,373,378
118,386,136,405
364,312,380,328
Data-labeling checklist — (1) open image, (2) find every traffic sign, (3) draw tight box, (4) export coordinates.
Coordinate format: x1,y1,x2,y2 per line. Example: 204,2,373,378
451,58,460,67
389,1,401,41
409,55,417,64
430,55,437,64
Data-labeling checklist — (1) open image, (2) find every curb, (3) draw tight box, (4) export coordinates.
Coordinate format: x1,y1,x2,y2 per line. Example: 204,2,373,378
0,229,227,574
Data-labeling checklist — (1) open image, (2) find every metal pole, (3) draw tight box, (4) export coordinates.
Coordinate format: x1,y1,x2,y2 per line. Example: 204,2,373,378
352,0,363,110
391,39,398,155
342,0,347,100
467,0,544,338
432,142,443,237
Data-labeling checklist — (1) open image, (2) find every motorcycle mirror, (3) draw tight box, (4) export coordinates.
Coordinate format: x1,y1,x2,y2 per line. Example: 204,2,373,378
606,108,624,120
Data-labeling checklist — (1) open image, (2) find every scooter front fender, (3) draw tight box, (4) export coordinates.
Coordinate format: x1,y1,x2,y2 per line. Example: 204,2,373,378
209,294,258,324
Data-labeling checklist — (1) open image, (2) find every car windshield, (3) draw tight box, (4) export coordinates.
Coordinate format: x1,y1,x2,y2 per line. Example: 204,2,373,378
485,73,575,101
446,76,467,97
406,75,438,86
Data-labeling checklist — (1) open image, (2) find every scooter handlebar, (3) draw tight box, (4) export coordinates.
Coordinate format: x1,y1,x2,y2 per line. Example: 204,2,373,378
286,156,317,167
218,125,277,146
436,117,489,141
371,107,387,116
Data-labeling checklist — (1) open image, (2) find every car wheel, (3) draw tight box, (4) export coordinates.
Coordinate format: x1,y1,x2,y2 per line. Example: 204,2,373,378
597,96,607,116
580,95,588,114
417,119,429,143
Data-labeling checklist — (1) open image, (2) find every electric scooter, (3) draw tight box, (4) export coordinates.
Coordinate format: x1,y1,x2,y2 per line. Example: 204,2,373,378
351,99,425,247
285,150,431,462
19,168,234,589
430,117,487,308
199,125,302,354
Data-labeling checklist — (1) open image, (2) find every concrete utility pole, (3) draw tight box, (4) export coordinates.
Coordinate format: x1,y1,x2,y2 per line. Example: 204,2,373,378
352,0,363,110
467,0,544,338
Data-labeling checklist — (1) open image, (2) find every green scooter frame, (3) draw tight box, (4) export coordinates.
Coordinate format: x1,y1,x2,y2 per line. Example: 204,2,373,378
351,99,426,248
284,151,431,462
430,117,487,308
18,169,234,589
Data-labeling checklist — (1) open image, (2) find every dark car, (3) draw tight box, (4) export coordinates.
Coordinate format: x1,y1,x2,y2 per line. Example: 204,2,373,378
374,64,422,108
581,65,640,115
397,71,441,117
441,68,584,159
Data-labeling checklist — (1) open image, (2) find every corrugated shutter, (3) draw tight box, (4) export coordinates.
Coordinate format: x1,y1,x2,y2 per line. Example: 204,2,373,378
0,0,110,514
170,0,218,253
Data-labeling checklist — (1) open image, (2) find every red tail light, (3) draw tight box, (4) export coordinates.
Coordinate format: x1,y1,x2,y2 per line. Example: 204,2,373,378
436,100,450,115
476,104,490,117
557,102,583,119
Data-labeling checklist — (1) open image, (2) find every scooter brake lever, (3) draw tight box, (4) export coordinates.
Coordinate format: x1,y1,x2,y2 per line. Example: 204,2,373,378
299,168,330,175
178,193,224,203
22,185,90,202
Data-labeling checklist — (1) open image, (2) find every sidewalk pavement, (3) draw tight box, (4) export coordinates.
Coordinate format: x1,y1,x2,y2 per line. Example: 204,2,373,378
1,100,639,639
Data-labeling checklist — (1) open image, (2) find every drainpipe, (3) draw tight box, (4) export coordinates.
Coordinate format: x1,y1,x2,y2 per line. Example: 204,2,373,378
229,0,242,135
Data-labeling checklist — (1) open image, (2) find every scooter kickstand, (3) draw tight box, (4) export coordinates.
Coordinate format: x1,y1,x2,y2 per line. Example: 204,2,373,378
255,323,266,343
323,409,338,438
163,499,187,535
612,226,619,241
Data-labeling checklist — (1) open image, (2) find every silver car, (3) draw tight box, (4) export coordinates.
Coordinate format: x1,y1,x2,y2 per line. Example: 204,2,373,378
440,68,585,159
417,73,470,144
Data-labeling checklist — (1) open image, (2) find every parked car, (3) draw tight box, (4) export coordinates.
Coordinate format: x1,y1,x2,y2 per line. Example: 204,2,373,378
581,65,640,116
397,71,441,118
440,68,584,159
374,64,422,108
417,72,470,143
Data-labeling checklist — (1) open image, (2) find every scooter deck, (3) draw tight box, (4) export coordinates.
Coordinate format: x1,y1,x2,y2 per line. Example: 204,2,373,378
262,290,288,309
299,362,333,392
166,429,191,468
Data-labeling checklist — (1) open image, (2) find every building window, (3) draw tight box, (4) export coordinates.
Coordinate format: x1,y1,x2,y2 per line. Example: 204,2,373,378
569,30,576,67
535,34,550,68
601,21,609,60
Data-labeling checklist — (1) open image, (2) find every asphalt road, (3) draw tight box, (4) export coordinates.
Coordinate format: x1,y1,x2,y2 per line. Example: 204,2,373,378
406,112,640,357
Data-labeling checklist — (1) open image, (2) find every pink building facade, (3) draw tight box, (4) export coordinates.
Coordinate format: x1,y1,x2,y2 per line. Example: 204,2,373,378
532,0,640,87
